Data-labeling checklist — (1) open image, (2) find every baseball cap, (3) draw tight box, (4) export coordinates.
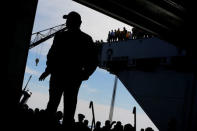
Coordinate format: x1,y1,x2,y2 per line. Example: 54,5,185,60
63,11,81,22
78,113,85,119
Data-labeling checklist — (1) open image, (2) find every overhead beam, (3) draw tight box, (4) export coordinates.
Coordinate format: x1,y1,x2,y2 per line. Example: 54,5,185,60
73,0,195,52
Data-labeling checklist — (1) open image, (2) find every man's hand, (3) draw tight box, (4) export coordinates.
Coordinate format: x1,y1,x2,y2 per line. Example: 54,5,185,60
39,72,49,81
111,121,116,125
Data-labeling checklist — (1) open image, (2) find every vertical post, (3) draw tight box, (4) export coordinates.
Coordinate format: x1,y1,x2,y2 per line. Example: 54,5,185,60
8,0,38,107
20,75,32,104
133,106,136,131
23,75,32,91
89,101,96,131
109,76,118,122
20,91,32,105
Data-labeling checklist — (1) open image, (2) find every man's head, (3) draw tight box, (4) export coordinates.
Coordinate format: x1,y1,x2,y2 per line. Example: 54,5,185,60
96,121,101,127
105,120,110,126
78,113,85,122
63,11,82,30
84,119,89,126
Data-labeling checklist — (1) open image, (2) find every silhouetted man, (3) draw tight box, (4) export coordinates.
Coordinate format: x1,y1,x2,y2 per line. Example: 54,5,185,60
84,120,91,131
75,113,85,130
93,121,102,131
102,120,116,131
39,11,97,128
113,121,123,131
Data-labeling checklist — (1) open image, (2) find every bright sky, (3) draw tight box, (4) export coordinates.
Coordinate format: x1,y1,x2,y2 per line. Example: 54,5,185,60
22,0,158,130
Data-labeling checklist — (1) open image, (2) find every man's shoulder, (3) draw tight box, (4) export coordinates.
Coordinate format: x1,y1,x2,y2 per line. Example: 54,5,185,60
55,30,93,42
54,31,66,38
80,31,93,41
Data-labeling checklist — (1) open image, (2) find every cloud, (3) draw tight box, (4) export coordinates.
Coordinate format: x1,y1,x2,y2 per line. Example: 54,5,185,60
97,68,109,74
25,66,40,76
27,90,63,111
34,0,67,27
85,87,98,93
27,91,49,110
34,0,132,42
81,83,89,88
29,38,53,57
81,83,99,94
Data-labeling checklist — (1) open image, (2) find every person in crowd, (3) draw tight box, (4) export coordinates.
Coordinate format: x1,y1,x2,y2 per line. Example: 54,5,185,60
124,124,135,131
125,31,131,40
84,119,91,131
114,29,117,42
102,120,116,131
122,27,127,40
110,30,115,42
145,127,154,131
15,104,156,131
116,28,121,41
112,121,123,131
75,113,85,130
94,121,102,131
107,31,112,43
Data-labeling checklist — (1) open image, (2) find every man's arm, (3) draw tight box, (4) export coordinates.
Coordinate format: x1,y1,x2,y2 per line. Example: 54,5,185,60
39,71,50,81
39,33,59,81
82,38,98,80
110,121,116,128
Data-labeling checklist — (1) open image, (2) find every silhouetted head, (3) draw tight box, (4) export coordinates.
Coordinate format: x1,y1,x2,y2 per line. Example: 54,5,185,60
84,119,89,126
124,124,134,131
56,111,63,120
78,113,85,122
105,120,110,126
96,121,101,128
63,11,82,30
34,108,39,113
145,127,154,131
117,121,122,125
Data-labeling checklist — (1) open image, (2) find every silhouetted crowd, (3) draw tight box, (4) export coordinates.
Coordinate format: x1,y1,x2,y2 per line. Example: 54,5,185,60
107,27,131,43
94,27,154,45
15,103,154,131
107,27,154,43
95,40,104,44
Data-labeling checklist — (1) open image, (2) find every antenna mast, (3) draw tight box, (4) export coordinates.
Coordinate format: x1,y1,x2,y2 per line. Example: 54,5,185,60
109,76,118,122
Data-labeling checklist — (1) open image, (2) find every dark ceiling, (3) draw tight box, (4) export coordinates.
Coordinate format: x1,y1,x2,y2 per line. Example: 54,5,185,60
73,0,195,52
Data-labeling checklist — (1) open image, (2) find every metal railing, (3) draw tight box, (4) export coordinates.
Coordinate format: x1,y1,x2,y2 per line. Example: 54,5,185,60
29,23,67,49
